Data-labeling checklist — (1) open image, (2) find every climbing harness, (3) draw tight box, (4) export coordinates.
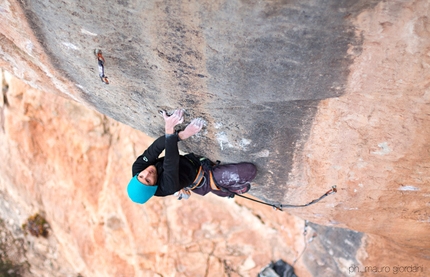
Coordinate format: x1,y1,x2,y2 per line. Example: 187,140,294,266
234,186,337,211
188,165,205,190
94,49,109,84
186,158,221,192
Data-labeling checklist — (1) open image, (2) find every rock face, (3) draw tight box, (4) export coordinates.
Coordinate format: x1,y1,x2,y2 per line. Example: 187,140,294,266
292,0,430,253
5,0,385,200
0,71,363,277
1,0,430,276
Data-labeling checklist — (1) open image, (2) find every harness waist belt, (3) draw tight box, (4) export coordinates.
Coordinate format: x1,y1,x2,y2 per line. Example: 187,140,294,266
188,165,221,191
208,170,220,191
189,166,205,190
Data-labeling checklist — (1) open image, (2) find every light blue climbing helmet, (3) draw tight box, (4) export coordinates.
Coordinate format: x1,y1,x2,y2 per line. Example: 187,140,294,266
127,175,158,204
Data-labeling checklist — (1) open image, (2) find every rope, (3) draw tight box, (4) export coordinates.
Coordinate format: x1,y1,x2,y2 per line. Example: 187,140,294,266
234,185,337,211
293,220,309,265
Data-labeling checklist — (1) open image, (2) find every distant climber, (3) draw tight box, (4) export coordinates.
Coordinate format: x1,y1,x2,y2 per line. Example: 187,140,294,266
94,49,109,84
127,109,257,204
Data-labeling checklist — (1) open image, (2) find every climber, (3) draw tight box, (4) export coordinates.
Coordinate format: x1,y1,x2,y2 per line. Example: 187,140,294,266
95,49,109,84
126,109,257,204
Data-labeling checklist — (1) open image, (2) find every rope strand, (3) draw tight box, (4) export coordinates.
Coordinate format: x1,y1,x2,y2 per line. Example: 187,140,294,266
234,186,337,211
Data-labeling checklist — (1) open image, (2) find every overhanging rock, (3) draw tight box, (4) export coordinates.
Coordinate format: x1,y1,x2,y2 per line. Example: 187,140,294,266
17,0,381,201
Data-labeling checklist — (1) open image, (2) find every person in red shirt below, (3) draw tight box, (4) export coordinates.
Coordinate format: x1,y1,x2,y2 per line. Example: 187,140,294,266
127,109,257,204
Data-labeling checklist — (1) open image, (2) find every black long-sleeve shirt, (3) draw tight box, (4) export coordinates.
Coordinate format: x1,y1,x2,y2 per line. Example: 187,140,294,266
131,134,199,196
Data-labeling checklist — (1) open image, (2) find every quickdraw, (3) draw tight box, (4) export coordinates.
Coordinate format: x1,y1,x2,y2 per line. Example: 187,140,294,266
94,49,109,84
234,186,337,212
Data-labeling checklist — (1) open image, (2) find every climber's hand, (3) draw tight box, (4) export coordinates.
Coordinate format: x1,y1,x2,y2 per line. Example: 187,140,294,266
163,109,184,135
179,118,205,140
